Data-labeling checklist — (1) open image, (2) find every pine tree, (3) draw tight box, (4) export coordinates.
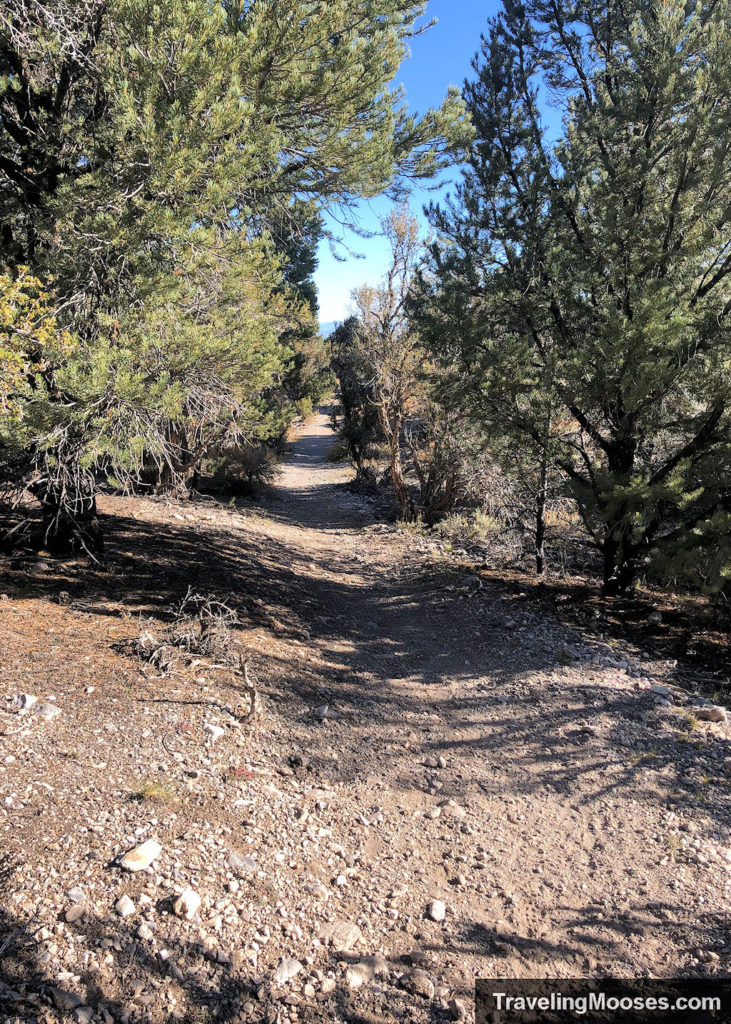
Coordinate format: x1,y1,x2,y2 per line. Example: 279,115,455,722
0,0,469,551
417,0,731,593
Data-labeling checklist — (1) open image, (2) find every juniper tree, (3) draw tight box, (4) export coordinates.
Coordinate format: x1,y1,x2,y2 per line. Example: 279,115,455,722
417,0,731,593
0,0,469,551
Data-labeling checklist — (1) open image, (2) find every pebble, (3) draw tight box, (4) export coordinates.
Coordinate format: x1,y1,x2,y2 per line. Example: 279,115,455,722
49,988,82,1012
427,899,446,922
15,693,37,710
449,997,468,1019
33,703,61,720
115,895,135,918
173,888,201,920
273,958,302,984
119,839,162,872
137,923,154,941
438,799,465,818
228,850,258,876
400,969,435,999
345,962,373,989
321,919,361,952
204,723,226,742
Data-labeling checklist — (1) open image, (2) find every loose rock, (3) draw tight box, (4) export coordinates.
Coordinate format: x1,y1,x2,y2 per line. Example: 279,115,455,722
273,958,302,984
173,887,201,920
119,839,162,872
115,894,135,918
427,899,446,922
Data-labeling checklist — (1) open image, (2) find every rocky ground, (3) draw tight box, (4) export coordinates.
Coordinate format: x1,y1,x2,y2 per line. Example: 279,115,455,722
1,411,729,1024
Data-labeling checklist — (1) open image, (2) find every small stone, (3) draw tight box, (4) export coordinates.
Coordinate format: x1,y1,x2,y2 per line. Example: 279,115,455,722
74,1008,94,1024
66,886,85,904
33,703,61,721
437,799,465,818
401,969,435,999
695,706,726,723
449,997,468,1019
65,905,86,924
115,895,136,918
228,850,258,876
173,888,201,920
345,962,373,990
49,988,82,1012
321,919,361,952
648,610,662,626
273,958,302,984
649,684,672,697
315,704,329,720
320,978,337,995
406,950,429,966
204,723,226,742
137,923,154,941
437,755,447,769
119,839,162,872
427,900,446,922
15,693,37,710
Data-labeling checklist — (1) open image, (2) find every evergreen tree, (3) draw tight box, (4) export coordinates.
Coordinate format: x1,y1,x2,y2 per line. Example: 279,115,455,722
418,0,731,593
0,0,469,551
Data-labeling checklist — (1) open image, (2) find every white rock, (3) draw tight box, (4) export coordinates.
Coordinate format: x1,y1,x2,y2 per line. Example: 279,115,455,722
273,958,302,984
228,850,258,876
204,723,225,742
137,923,154,941
15,693,37,710
119,839,162,872
427,899,446,922
115,895,135,918
345,963,373,989
33,703,61,720
173,888,201,920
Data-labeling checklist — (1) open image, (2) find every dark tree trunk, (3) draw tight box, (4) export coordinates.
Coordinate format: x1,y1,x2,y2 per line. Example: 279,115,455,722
40,484,103,556
601,530,637,596
534,452,548,575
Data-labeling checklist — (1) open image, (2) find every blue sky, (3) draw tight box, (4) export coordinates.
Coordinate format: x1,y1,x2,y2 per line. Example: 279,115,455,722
315,0,501,326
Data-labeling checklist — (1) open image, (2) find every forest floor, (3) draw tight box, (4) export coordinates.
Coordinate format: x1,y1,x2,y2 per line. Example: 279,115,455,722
1,409,730,1024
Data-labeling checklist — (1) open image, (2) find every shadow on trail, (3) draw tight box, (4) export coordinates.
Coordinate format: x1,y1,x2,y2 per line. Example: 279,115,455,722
1,490,728,837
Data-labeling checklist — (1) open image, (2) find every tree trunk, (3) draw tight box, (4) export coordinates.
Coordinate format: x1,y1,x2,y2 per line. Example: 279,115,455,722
601,529,637,596
40,482,103,556
387,413,415,520
534,452,548,575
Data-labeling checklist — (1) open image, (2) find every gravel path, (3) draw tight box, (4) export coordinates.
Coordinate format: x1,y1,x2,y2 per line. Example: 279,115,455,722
1,409,729,1023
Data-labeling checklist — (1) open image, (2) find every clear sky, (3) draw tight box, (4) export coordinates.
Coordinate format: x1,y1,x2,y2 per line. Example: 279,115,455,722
315,0,501,327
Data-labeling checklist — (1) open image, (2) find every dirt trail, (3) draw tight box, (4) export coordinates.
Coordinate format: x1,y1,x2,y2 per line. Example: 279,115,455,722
254,411,730,978
1,408,729,1023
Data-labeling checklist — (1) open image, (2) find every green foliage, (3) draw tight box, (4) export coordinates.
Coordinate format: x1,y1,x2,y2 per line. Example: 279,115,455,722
0,0,469,549
416,0,731,593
